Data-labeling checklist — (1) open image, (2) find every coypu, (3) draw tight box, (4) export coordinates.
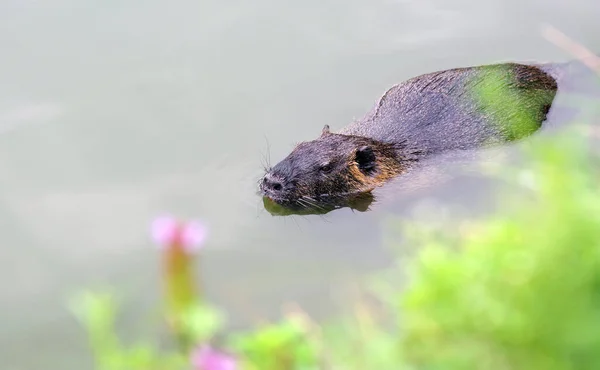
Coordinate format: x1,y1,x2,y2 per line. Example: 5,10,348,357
259,59,595,211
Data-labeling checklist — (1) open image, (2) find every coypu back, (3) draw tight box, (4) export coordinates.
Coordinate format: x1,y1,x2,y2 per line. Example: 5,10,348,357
339,63,558,155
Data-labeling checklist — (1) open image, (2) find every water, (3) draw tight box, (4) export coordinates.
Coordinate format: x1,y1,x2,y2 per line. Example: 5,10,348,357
0,0,599,368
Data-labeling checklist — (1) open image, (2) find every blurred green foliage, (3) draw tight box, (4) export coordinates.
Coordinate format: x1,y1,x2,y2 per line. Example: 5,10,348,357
229,315,321,370
69,291,187,370
400,128,600,370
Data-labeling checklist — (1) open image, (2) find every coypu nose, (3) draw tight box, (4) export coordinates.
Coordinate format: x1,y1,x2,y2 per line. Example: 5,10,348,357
262,173,284,193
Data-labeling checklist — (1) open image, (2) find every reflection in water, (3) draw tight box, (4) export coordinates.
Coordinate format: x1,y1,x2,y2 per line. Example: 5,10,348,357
262,192,375,216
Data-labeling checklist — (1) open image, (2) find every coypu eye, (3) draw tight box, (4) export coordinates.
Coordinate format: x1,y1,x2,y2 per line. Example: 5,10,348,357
319,163,333,173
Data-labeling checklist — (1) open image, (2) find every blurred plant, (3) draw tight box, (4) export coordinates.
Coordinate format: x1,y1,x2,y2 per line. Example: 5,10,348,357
150,216,206,315
191,345,237,370
397,127,600,370
318,302,404,370
70,215,234,370
69,291,187,370
229,310,322,370
150,215,222,350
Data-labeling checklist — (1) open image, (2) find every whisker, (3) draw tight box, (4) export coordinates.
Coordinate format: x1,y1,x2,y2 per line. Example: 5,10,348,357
263,135,272,169
300,196,327,212
296,198,312,209
255,199,267,219
290,215,303,232
299,198,326,214
258,135,274,174
317,212,332,223
297,197,314,207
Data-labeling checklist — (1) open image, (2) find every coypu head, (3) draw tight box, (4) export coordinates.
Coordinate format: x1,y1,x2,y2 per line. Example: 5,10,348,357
259,125,412,207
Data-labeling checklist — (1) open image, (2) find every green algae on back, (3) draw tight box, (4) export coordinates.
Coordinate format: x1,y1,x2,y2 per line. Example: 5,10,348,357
471,64,558,143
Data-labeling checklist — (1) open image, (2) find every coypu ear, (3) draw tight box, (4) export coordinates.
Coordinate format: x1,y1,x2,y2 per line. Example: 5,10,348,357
355,146,377,175
320,124,331,137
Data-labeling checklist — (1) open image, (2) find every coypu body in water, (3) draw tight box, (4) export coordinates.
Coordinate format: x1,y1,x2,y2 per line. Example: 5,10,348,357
258,59,596,213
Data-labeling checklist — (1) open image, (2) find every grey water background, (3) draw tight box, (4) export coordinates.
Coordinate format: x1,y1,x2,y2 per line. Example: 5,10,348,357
0,0,599,368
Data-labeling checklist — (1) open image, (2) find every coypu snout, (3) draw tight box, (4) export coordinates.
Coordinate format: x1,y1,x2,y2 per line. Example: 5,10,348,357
261,173,283,192
259,172,293,201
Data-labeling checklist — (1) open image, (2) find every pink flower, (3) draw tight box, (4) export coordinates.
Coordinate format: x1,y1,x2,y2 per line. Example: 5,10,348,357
191,345,237,370
151,215,208,253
